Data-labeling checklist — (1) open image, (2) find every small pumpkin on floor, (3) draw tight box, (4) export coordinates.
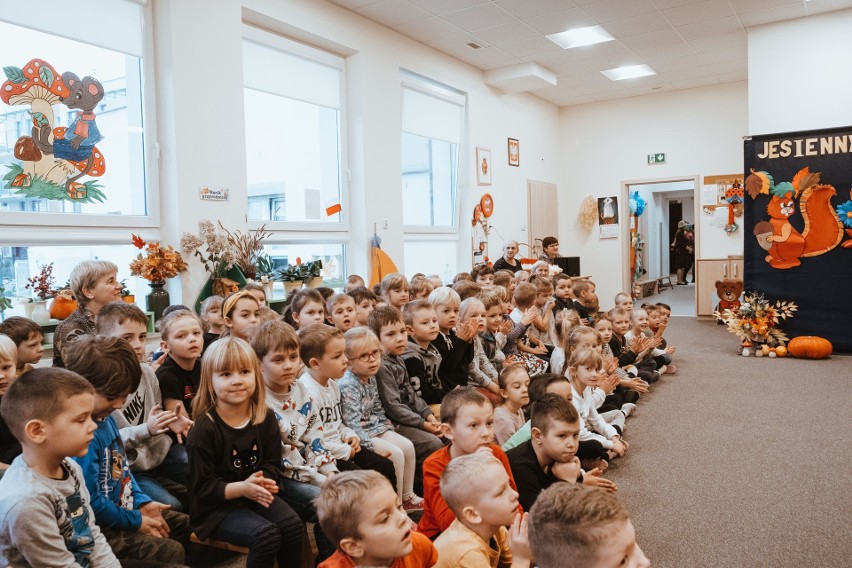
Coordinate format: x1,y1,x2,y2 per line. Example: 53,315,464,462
787,336,832,359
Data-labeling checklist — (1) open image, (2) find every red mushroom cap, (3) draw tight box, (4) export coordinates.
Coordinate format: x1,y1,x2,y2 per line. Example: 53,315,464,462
52,127,106,177
1,59,67,106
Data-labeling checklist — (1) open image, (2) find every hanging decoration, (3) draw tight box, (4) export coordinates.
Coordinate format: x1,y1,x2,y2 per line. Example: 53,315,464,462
629,191,646,291
2,58,107,202
578,196,597,233
472,193,494,265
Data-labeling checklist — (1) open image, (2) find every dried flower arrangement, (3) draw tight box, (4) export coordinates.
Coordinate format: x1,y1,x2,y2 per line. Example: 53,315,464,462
25,262,56,300
129,234,188,282
715,291,797,347
181,220,269,279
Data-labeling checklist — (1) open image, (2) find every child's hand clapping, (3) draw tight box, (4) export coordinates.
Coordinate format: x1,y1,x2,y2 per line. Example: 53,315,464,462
621,377,650,393
665,346,676,354
241,471,277,507
521,307,539,326
499,318,514,335
455,319,478,342
145,405,178,437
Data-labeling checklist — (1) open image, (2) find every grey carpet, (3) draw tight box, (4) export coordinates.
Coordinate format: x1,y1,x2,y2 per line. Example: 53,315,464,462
605,316,852,568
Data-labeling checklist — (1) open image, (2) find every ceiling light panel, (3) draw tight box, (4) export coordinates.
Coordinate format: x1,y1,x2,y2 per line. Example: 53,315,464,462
546,25,615,49
601,64,657,81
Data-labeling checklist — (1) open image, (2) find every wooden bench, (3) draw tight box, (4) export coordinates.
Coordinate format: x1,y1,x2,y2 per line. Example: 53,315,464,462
634,279,659,299
190,532,249,554
191,525,317,567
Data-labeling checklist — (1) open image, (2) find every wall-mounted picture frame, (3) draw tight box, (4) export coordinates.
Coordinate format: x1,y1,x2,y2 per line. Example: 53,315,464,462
476,147,492,186
508,138,519,167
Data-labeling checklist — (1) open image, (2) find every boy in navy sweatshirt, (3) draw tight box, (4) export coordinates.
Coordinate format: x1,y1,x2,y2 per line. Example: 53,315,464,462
65,335,190,564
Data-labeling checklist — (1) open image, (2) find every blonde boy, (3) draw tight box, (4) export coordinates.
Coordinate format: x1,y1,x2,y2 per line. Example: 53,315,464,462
0,369,120,566
348,286,379,327
316,470,438,568
0,335,18,474
400,300,443,406
428,287,475,394
0,317,43,376
528,484,650,568
418,387,520,539
434,452,530,568
327,293,358,333
614,293,634,313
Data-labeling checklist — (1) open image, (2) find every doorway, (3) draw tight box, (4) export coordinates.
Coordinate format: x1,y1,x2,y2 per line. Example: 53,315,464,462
622,177,698,316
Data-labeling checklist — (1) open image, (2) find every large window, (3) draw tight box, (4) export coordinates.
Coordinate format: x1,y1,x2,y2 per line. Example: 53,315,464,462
243,28,345,226
401,75,464,229
0,1,153,226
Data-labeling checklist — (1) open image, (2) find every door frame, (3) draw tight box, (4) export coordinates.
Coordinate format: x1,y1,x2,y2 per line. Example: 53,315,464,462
621,175,700,300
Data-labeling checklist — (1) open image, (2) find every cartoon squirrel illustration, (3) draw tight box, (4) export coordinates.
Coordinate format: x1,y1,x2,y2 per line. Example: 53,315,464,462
747,168,843,269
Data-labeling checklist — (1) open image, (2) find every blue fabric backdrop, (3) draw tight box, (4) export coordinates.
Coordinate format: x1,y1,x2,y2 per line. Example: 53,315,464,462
744,126,852,353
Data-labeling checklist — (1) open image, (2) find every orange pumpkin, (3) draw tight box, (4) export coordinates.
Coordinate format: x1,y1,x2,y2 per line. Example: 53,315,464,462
49,290,78,320
787,336,832,359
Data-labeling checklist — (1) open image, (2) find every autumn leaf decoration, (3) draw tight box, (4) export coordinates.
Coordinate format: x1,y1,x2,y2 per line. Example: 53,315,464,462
745,169,774,199
791,167,821,197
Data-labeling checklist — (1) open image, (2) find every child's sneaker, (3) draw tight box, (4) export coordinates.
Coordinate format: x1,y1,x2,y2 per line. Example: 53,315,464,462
402,495,424,512
621,403,637,418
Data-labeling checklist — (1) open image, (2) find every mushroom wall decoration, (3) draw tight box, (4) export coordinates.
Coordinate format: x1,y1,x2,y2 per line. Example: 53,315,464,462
1,59,67,180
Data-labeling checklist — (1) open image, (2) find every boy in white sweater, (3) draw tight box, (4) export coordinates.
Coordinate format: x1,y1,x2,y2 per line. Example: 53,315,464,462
297,324,397,486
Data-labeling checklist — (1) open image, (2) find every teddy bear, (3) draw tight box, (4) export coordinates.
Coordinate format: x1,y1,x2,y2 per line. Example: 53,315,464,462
715,279,743,324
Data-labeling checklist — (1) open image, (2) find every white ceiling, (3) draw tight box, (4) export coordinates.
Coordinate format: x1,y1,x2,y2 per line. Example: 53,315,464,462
326,0,852,106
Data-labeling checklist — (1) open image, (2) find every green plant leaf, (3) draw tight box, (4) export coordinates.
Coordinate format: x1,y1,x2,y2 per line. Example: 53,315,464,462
39,65,54,88
3,66,25,84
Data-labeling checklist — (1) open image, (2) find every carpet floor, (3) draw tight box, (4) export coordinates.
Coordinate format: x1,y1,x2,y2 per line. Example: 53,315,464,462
604,316,852,568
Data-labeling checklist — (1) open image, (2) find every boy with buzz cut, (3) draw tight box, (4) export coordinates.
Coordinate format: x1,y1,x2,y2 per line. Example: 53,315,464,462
433,452,530,568
0,368,121,567
418,387,520,539
528,483,650,568
348,286,379,327
399,300,444,406
0,316,44,376
370,306,443,495
327,293,358,333
95,301,192,512
316,470,438,568
346,274,367,293
64,335,190,565
298,323,397,485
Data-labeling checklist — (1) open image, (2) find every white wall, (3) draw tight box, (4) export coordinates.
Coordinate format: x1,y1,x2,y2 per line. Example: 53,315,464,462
559,82,748,306
749,9,852,134
152,0,560,302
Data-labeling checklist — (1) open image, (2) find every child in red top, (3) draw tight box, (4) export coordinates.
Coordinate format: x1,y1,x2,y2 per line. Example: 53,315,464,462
418,387,521,539
316,470,437,568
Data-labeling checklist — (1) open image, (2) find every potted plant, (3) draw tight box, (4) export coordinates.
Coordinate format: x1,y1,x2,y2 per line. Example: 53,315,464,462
24,262,56,323
300,259,324,288
0,286,13,322
181,220,249,312
119,279,135,304
256,253,275,299
278,263,303,295
129,234,188,320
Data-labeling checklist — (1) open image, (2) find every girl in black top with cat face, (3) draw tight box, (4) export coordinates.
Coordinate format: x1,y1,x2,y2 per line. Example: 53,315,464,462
186,337,304,568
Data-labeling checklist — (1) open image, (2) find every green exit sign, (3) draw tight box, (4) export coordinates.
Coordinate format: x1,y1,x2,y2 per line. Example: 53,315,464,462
648,153,666,164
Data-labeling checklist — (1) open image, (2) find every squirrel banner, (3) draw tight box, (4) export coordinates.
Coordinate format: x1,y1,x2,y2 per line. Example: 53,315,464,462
744,127,852,353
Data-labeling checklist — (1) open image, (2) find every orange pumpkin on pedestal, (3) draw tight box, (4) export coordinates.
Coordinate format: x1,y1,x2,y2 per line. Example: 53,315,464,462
49,289,78,320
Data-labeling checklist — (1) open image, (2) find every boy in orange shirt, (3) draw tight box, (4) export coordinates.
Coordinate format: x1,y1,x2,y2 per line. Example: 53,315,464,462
418,387,521,539
316,470,437,568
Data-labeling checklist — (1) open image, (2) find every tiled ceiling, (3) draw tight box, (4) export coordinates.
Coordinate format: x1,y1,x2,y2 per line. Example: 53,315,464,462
327,0,852,106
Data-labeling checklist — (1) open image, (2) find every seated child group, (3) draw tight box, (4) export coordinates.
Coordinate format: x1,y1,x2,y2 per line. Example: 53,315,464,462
0,258,667,568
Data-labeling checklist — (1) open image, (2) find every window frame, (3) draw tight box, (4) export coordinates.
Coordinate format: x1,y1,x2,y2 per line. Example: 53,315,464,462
400,72,466,236
0,0,161,235
242,24,350,236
